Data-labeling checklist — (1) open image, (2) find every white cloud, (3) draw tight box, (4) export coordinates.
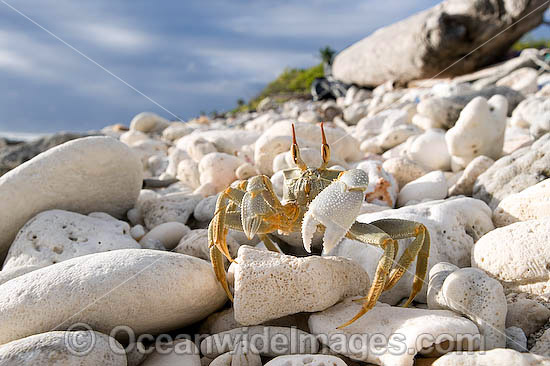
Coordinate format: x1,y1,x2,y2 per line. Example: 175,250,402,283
2,0,155,52
0,30,74,80
0,28,140,103
193,47,317,82
71,22,153,52
221,0,437,42
0,49,33,73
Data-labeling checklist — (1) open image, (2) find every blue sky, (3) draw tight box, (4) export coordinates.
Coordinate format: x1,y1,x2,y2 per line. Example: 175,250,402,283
0,1,549,134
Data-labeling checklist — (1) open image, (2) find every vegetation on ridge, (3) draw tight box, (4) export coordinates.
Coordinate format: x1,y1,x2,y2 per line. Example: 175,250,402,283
512,36,550,51
231,46,335,114
231,63,323,114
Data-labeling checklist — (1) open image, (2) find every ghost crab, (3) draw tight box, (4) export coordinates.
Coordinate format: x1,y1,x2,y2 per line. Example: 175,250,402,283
208,123,430,327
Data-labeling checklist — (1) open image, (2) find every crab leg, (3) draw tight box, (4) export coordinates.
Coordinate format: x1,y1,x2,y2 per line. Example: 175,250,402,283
337,219,430,327
369,219,431,307
258,234,282,253
209,206,280,300
209,175,298,300
208,183,248,300
209,244,233,301
210,184,246,263
337,222,397,328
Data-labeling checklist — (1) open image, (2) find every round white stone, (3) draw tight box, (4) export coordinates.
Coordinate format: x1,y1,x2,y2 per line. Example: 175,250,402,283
445,95,507,170
397,170,447,207
406,129,451,171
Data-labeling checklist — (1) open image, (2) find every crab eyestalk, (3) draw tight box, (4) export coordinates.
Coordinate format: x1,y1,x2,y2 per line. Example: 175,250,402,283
291,123,307,171
319,122,331,170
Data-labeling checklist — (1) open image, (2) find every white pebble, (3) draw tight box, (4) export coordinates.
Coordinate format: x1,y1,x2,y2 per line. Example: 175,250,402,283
130,225,146,241
397,170,447,207
140,222,190,250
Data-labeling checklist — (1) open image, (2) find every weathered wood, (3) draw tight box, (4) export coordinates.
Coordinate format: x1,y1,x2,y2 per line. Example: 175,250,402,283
333,0,549,87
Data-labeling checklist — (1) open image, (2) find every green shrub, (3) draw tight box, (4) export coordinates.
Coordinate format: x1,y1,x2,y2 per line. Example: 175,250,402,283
233,63,324,113
512,37,550,51
319,46,336,65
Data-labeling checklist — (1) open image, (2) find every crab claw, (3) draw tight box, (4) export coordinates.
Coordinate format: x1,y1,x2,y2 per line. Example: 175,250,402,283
241,175,276,240
302,169,369,254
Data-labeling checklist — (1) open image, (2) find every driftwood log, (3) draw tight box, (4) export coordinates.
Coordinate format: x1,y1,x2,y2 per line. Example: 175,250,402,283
333,0,549,87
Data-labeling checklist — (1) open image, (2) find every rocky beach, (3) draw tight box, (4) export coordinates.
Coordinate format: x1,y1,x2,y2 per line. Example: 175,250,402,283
2,0,550,365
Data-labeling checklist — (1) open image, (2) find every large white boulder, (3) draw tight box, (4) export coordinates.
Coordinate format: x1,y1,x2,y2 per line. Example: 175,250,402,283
0,249,227,345
0,137,142,257
331,0,548,88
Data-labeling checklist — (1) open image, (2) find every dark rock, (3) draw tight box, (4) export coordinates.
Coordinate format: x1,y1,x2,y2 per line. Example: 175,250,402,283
0,132,94,177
